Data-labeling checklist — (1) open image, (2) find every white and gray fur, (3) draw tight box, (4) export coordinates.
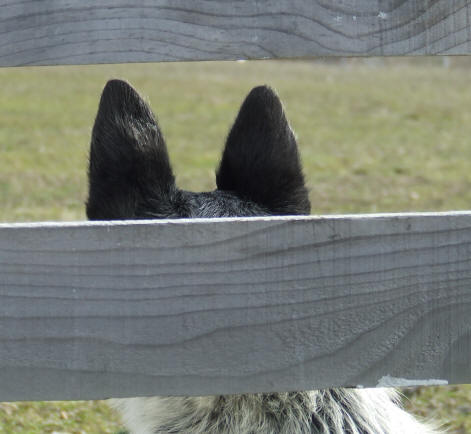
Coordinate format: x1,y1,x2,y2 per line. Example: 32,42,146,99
87,80,440,433
111,389,437,434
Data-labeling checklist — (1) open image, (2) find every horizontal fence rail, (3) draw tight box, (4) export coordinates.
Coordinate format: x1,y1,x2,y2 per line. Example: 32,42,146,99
1,0,471,67
0,213,470,401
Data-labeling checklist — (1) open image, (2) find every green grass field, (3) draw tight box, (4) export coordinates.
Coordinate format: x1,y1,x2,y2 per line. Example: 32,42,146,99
1,59,471,432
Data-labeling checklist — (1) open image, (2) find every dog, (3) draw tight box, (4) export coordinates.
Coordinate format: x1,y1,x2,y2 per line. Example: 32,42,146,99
86,79,439,433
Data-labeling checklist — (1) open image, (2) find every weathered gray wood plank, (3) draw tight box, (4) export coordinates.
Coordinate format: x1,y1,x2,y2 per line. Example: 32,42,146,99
0,213,470,401
1,0,471,67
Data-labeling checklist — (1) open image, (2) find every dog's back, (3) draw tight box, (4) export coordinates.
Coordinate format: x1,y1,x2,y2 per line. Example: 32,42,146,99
87,80,438,433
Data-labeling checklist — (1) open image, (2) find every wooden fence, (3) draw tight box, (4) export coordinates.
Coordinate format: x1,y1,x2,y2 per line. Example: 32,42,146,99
2,0,471,66
1,0,471,402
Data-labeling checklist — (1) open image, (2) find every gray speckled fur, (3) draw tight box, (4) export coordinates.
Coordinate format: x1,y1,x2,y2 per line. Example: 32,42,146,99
110,389,438,434
88,80,441,433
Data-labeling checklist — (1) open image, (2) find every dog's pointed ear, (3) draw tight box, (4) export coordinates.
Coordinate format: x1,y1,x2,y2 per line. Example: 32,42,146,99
86,79,176,220
216,86,310,215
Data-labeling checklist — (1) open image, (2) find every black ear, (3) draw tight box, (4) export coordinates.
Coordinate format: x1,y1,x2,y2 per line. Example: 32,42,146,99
86,79,176,220
216,86,310,215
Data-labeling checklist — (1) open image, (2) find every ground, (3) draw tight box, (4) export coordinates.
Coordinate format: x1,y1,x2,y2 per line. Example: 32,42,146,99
0,59,470,433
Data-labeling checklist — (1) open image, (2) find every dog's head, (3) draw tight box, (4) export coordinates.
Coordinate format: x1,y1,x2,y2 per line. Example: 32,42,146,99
86,80,310,220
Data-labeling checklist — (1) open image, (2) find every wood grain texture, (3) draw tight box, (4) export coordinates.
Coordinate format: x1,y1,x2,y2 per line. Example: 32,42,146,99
0,213,470,401
1,0,471,67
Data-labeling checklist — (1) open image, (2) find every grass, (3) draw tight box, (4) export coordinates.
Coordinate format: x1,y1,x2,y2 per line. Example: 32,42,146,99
0,59,470,432
0,401,122,434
